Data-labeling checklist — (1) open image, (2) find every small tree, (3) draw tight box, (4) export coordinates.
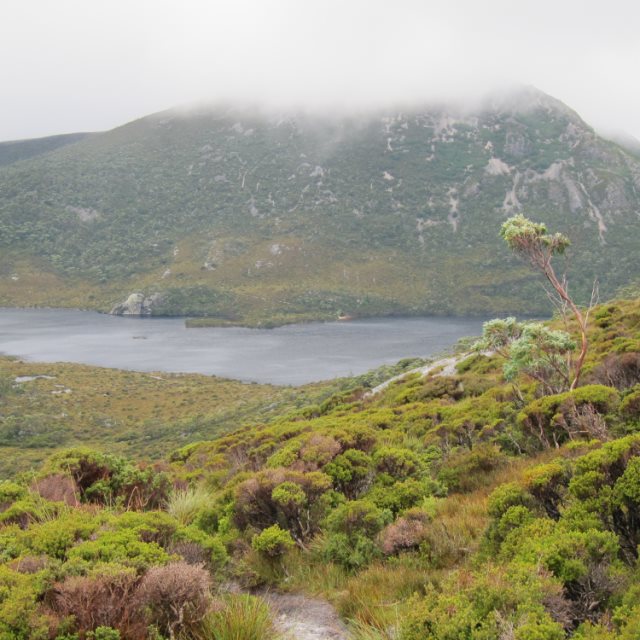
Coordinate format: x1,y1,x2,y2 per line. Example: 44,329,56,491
503,323,576,395
476,318,575,396
500,214,593,390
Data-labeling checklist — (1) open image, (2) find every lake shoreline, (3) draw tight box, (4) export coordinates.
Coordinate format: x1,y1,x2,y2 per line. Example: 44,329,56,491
1,303,520,330
0,308,486,385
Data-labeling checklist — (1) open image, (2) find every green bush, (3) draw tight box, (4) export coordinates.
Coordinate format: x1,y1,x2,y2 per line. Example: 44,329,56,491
251,524,294,558
0,565,49,640
0,481,27,505
87,628,120,640
518,385,619,448
438,444,507,493
233,469,331,544
373,446,424,479
368,477,444,515
324,449,373,499
322,500,391,570
67,528,169,571
620,385,640,422
400,565,565,640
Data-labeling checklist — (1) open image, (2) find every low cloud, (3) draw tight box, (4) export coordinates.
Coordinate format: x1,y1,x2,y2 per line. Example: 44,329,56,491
1,0,639,140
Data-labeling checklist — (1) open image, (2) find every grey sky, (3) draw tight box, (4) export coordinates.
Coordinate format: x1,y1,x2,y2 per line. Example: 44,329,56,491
2,0,639,141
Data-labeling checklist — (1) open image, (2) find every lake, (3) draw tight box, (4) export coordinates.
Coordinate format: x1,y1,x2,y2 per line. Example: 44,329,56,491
0,309,485,385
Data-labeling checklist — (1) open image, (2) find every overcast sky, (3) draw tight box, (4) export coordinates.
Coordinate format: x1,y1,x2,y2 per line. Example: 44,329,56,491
1,0,639,142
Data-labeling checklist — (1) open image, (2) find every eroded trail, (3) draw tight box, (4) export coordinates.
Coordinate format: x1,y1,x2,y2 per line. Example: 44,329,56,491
261,592,350,640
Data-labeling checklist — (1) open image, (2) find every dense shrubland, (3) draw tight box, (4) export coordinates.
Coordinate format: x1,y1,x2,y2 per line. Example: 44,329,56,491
0,296,639,638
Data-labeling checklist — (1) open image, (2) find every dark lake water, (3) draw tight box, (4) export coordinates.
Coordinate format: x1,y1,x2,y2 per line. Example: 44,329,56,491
0,309,485,385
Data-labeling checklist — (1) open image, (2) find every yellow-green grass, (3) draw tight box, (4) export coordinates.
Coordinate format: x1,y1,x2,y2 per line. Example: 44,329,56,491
0,356,338,477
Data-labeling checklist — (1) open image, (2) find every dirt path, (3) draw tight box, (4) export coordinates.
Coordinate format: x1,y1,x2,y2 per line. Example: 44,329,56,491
261,592,350,640
364,354,464,398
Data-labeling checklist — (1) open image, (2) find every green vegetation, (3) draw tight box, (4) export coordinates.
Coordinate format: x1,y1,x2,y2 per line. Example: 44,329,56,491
500,214,591,389
0,355,426,478
0,291,639,637
1,89,640,325
0,207,639,638
0,133,93,167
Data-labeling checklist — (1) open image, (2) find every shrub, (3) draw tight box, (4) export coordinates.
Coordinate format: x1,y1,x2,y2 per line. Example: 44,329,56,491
518,385,619,449
523,461,570,520
323,500,390,570
137,561,212,639
233,469,331,545
612,456,640,562
0,565,49,640
485,483,537,551
501,519,623,624
87,628,120,640
379,508,431,555
39,449,171,510
589,352,640,390
373,447,424,479
369,477,444,514
0,481,27,507
251,525,294,559
173,526,228,570
21,511,98,560
620,385,640,422
324,449,373,499
487,482,535,520
438,444,507,493
50,569,144,638
298,434,342,471
31,474,79,506
67,528,169,571
400,565,566,640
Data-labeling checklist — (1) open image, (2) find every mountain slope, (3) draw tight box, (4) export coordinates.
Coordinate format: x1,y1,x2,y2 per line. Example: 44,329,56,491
1,87,639,323
0,132,94,167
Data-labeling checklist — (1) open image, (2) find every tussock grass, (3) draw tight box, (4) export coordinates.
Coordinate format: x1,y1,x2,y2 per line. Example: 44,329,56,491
336,561,429,627
198,594,278,640
166,486,211,525
282,553,347,596
349,619,396,640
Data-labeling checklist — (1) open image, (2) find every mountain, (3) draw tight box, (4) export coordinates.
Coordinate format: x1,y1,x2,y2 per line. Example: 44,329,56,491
0,87,639,324
602,130,640,159
0,132,94,167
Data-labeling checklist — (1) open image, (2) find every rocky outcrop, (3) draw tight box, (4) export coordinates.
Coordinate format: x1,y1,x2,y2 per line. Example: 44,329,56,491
110,292,160,316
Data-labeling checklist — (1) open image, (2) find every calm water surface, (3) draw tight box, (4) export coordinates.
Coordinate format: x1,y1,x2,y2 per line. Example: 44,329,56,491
0,309,485,385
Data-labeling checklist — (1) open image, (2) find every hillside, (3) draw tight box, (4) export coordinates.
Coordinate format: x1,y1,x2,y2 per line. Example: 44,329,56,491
1,87,639,324
0,355,425,478
0,133,93,167
0,296,639,638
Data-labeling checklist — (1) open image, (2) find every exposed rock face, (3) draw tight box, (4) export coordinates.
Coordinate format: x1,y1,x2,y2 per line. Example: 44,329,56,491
110,292,159,316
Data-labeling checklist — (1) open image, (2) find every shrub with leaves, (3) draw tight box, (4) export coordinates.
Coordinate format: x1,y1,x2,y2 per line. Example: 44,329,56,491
400,565,566,640
233,469,331,545
518,385,619,449
322,500,391,570
251,524,295,559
